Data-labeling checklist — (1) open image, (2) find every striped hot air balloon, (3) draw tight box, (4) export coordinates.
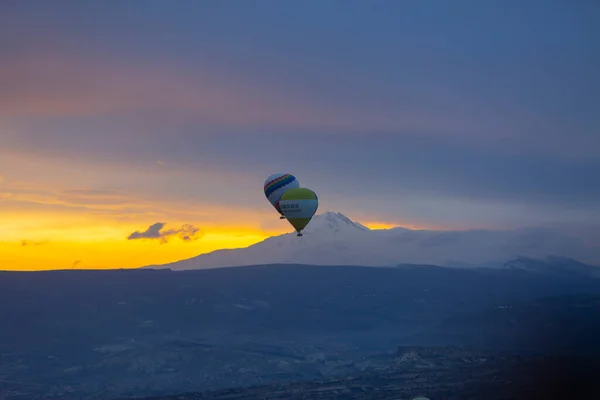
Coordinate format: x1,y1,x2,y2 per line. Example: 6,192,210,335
263,173,300,218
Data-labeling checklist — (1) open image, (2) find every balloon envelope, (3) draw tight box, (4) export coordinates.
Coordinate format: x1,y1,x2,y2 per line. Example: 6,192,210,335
279,187,318,234
263,173,300,214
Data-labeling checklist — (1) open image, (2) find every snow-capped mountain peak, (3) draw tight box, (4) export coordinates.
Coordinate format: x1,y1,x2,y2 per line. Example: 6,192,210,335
301,211,371,236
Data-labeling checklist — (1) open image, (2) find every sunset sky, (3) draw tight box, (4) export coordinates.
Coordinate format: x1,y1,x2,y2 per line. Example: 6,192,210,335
1,1,599,270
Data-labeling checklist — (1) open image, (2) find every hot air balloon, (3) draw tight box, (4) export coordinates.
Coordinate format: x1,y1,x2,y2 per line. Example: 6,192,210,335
278,187,318,236
263,173,300,219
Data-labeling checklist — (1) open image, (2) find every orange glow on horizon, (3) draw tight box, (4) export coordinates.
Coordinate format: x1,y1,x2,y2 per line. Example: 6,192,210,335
0,211,287,271
0,162,292,271
0,154,439,271
363,222,399,230
1,211,444,271
0,196,442,271
4,212,436,271
362,221,435,231
0,232,273,271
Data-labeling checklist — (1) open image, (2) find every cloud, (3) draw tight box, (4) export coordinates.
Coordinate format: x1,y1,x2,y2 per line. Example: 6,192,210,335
57,189,132,205
127,222,203,243
0,178,163,216
20,239,48,247
2,1,598,147
0,53,379,132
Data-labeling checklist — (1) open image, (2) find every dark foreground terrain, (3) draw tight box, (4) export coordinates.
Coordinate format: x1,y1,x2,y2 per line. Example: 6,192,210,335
134,346,600,400
1,261,600,399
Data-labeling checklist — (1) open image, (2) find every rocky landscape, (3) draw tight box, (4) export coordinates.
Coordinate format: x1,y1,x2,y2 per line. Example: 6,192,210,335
131,346,600,400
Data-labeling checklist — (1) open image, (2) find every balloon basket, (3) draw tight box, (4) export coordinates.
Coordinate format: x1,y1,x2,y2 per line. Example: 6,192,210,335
280,216,285,219
297,233,303,237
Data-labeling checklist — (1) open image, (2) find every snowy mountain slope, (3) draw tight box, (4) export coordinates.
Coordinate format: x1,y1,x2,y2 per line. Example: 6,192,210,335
143,212,600,271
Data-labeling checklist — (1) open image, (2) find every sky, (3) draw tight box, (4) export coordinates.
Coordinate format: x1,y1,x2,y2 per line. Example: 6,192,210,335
1,0,599,270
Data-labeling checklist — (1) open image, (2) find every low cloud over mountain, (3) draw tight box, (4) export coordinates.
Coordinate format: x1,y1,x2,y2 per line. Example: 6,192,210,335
128,222,202,243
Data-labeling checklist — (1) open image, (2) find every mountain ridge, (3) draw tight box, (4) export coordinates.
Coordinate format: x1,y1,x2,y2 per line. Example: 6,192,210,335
143,211,600,271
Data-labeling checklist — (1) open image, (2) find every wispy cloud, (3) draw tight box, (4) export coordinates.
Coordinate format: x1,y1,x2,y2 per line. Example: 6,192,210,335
20,239,48,247
0,178,161,216
1,53,393,132
127,222,203,243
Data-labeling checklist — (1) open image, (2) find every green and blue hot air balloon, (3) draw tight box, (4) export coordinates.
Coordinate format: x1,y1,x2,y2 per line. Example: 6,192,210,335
278,187,319,237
